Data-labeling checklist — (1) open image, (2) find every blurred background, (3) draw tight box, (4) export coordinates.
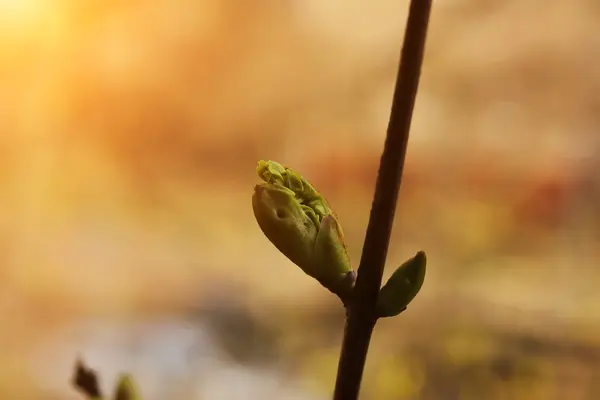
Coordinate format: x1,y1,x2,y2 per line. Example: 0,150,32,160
1,0,599,399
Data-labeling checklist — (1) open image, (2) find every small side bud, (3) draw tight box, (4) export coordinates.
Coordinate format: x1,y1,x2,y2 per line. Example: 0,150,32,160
376,251,427,318
114,374,142,400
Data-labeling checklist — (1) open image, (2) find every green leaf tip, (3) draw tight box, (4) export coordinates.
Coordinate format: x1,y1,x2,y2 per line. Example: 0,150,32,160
252,160,355,299
376,251,427,318
71,358,142,400
114,374,142,400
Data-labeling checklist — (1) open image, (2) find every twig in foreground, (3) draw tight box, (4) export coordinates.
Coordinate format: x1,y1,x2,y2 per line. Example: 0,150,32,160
332,1,433,399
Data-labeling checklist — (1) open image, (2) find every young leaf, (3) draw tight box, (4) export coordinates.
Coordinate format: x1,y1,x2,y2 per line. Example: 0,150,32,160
376,251,426,318
114,374,142,400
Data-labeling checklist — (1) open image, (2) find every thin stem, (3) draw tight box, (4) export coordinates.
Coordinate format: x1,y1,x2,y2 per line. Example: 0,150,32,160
332,1,433,399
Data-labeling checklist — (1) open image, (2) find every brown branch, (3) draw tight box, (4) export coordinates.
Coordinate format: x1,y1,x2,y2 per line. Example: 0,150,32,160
332,1,433,399
72,358,103,398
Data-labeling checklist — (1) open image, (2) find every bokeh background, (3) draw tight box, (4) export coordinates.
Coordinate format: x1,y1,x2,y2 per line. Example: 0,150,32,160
1,0,600,399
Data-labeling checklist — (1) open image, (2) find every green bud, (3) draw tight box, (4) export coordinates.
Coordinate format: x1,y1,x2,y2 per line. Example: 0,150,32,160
376,251,427,318
252,160,355,297
114,374,142,400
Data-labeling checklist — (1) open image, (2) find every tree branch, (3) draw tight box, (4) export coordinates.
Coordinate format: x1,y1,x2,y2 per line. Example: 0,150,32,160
332,1,433,399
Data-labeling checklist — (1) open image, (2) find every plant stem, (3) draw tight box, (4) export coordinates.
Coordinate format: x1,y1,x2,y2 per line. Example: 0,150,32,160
332,1,432,399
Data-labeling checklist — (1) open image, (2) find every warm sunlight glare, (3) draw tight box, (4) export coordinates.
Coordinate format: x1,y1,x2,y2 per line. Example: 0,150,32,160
0,0,50,30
